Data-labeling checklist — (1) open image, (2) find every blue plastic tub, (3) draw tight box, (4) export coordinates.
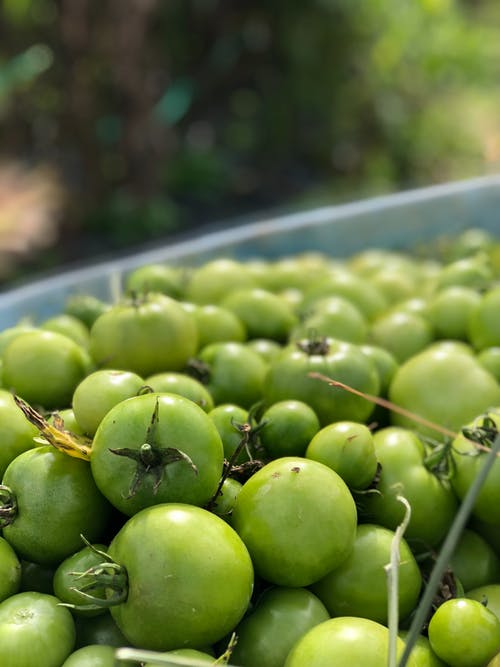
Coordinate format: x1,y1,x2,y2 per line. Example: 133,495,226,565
1,174,499,329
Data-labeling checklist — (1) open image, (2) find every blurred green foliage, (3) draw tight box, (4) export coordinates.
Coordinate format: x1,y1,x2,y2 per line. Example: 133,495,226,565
0,0,499,276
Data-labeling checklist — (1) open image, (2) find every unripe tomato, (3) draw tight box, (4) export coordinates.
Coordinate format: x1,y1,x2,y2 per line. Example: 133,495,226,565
231,457,357,587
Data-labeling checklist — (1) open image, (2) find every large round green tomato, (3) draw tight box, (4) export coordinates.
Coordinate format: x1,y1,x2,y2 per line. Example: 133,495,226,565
290,295,368,344
259,400,320,459
41,314,90,349
1,446,112,565
2,330,93,410
0,535,21,603
388,347,500,440
398,632,449,667
144,371,214,413
72,369,145,436
263,341,380,427
0,389,38,478
188,303,247,347
90,393,224,516
125,263,183,298
89,293,198,376
361,427,458,549
231,457,357,587
230,587,330,667
284,616,418,667
105,503,254,650
311,523,421,625
469,286,500,350
428,598,500,667
0,591,76,667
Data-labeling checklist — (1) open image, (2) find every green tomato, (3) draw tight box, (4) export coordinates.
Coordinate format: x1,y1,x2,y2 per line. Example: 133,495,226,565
64,294,110,329
104,503,254,650
450,411,500,525
359,344,399,396
0,389,38,478
231,457,357,587
388,347,500,440
190,303,247,347
398,631,449,667
259,400,320,459
1,446,112,565
221,287,298,342
2,330,93,410
193,341,268,409
361,427,458,549
477,347,500,383
263,340,380,427
144,371,214,413
468,286,500,350
185,258,257,304
73,612,128,649
435,254,493,291
284,616,418,667
305,420,377,489
370,310,434,363
246,338,283,363
0,535,21,603
0,591,76,667
450,529,500,592
210,477,242,520
426,286,481,341
0,324,36,356
230,587,330,667
90,392,224,516
207,403,253,464
291,295,368,345
125,263,183,298
311,523,422,624
72,369,145,436
89,293,198,376
428,598,500,667
53,544,109,617
61,644,116,667
467,585,500,622
41,314,90,349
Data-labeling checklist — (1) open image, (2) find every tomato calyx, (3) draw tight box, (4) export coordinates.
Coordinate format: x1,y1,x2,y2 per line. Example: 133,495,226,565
296,334,331,356
185,357,212,384
109,397,198,498
13,395,92,461
66,537,128,612
0,484,17,528
206,415,266,512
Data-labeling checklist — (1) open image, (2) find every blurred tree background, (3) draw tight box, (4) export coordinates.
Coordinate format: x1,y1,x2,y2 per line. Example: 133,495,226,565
1,0,500,283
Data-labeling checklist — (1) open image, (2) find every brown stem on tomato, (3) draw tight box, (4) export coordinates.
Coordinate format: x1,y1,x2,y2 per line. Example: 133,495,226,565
0,485,17,528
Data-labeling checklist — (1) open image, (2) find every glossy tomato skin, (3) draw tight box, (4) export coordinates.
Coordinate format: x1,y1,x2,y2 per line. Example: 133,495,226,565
0,591,76,667
2,446,112,565
361,427,458,549
106,503,254,651
311,524,422,625
451,411,500,525
90,393,224,516
388,347,500,440
263,342,380,427
0,389,38,478
231,457,357,587
0,535,21,602
89,293,198,376
61,644,116,667
284,616,418,667
428,598,500,667
229,587,330,667
2,330,93,410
